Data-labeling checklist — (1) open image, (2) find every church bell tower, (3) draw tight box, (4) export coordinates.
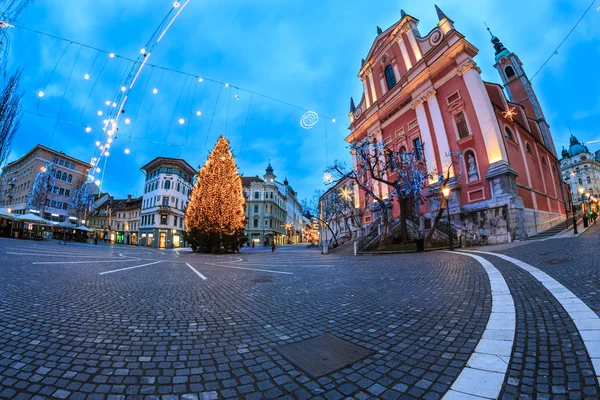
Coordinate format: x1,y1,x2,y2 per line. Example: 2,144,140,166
489,28,556,156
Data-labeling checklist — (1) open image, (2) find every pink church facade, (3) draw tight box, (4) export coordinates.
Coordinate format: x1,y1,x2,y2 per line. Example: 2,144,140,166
346,7,566,243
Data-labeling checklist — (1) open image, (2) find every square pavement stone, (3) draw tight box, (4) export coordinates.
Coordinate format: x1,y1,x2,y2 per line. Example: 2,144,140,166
275,335,374,378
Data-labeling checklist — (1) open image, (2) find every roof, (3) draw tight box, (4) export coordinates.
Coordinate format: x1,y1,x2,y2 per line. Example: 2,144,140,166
140,157,196,175
241,175,263,186
4,144,92,170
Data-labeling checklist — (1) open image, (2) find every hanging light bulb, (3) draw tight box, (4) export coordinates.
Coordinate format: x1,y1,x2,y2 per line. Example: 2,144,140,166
235,94,239,100
178,118,185,124
96,168,101,173
40,166,46,172
105,100,111,105
125,118,131,124
104,151,110,156
107,138,113,144
109,53,115,58
95,180,101,186
92,157,97,162
174,1,180,7
198,77,203,82
124,148,130,154
38,91,44,97
332,119,336,123
140,48,146,54
225,83,229,88
107,130,114,136
97,111,103,116
85,127,92,133
95,141,101,146
121,86,126,92
153,88,158,94
89,174,95,180
105,143,110,149
84,74,90,80
103,119,108,124
196,111,202,116
112,102,117,107
99,145,104,150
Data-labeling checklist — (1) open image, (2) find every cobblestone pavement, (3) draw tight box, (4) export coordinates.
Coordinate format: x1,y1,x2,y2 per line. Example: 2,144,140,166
0,235,598,399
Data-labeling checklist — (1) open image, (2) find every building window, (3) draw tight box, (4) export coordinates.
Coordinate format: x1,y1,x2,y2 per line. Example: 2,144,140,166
587,177,592,184
505,66,515,79
253,205,258,213
162,197,169,206
384,65,396,90
160,214,167,225
412,137,423,160
454,111,470,139
526,143,533,155
253,219,258,228
166,168,173,174
504,127,514,141
446,91,461,105
164,180,171,190
174,216,178,227
254,192,259,199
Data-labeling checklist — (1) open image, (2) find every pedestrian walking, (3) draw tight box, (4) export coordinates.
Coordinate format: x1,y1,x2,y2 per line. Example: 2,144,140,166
271,242,276,252
252,241,255,248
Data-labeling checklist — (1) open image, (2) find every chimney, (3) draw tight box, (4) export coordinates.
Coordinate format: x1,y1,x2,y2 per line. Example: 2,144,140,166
127,194,132,202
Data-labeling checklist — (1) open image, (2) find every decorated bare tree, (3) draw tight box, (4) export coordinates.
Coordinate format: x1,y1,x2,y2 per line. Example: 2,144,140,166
68,181,95,223
0,0,35,69
327,133,460,249
27,163,56,216
0,69,23,169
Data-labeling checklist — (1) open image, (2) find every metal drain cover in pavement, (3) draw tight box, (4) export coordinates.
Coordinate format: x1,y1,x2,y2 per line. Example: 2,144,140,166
276,334,374,378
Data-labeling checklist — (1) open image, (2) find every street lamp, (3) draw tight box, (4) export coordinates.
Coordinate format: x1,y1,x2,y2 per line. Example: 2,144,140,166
442,187,454,251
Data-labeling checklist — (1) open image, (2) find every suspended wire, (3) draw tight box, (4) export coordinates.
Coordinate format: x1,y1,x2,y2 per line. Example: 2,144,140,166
49,44,82,146
238,93,254,159
78,53,109,126
160,74,189,155
225,87,232,136
205,85,223,150
36,41,70,113
13,23,336,121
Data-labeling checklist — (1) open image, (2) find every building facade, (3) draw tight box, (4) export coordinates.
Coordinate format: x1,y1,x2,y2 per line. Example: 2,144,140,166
139,157,195,248
112,195,142,245
281,177,304,243
319,175,361,246
560,135,600,213
346,6,565,243
242,163,287,246
0,144,91,221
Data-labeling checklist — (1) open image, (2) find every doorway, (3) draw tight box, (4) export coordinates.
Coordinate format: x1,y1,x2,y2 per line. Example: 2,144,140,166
148,233,153,247
159,232,166,248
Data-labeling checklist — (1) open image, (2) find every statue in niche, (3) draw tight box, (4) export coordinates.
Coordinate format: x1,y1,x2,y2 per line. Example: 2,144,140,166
467,152,479,182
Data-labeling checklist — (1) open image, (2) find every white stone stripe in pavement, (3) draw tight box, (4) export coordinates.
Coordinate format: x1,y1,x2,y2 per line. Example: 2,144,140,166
8,252,126,258
442,251,516,400
205,262,293,275
98,261,162,275
33,259,141,265
467,250,600,385
185,263,207,280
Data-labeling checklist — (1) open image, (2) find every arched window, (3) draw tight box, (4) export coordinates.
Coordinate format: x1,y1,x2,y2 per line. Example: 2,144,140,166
56,171,62,180
385,65,397,90
504,127,514,141
399,146,407,154
67,174,72,183
526,143,533,154
505,66,515,79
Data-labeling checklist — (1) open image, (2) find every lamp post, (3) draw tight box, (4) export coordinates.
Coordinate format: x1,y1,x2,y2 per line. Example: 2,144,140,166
442,186,454,251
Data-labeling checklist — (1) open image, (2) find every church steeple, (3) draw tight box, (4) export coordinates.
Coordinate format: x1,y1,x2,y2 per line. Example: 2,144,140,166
489,24,556,156
264,161,275,183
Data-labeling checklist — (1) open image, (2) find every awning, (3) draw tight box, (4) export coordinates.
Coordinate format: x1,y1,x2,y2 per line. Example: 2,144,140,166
0,208,15,220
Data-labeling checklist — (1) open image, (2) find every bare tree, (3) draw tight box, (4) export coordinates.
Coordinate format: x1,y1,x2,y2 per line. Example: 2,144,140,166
68,180,95,222
0,0,35,69
27,162,56,216
0,69,22,168
301,190,343,247
327,133,461,250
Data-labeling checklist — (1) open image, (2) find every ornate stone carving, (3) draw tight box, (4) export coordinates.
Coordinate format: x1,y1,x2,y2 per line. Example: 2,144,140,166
429,28,443,46
457,60,481,76
411,88,436,109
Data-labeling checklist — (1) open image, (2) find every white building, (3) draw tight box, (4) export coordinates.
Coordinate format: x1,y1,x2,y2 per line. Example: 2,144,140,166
139,157,196,248
560,135,600,213
279,177,304,244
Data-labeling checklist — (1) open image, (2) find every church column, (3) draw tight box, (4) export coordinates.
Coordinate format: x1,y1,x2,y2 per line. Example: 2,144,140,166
427,93,454,178
397,38,413,70
459,60,508,164
368,71,378,103
362,78,371,109
413,89,438,182
405,29,423,62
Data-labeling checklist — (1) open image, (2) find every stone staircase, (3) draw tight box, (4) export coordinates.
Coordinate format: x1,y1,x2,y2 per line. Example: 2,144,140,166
524,221,568,241
327,239,357,255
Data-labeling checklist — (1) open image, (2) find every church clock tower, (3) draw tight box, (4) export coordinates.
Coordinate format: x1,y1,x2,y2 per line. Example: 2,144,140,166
489,28,556,156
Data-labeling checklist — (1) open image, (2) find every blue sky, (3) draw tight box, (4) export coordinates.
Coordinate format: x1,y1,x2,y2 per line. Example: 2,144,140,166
4,0,600,200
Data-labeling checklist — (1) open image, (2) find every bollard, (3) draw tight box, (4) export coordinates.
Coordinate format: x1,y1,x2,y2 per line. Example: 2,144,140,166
354,241,358,256
323,243,328,254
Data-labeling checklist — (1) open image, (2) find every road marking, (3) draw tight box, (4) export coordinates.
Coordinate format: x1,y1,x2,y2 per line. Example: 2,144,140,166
466,250,600,384
205,262,293,275
33,259,141,265
99,261,162,275
8,252,126,258
442,251,515,400
185,263,207,280
226,263,333,268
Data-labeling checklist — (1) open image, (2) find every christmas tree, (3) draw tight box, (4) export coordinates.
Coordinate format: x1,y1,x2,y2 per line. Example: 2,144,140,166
184,136,246,253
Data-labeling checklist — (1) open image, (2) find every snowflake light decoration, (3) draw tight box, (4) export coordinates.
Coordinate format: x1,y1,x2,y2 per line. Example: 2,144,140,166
323,172,333,184
503,106,517,121
339,187,353,201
